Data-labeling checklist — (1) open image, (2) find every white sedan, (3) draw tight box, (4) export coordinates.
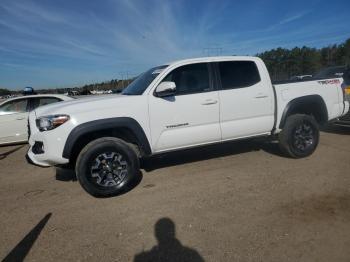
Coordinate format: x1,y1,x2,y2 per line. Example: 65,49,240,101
0,94,73,145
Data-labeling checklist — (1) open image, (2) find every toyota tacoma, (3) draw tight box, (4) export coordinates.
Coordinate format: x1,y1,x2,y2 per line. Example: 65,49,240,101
26,56,350,197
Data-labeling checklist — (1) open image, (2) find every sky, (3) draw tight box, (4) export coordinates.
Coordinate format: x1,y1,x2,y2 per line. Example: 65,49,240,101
0,0,349,90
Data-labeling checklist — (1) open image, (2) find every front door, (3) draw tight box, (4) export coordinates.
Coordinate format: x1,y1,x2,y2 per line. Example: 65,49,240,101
149,63,221,152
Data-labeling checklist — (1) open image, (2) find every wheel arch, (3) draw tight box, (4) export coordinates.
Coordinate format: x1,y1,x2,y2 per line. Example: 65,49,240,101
279,95,328,129
62,117,151,164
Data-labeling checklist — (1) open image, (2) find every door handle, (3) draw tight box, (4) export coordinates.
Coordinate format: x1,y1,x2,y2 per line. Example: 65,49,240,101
254,94,268,99
201,99,218,105
16,117,25,120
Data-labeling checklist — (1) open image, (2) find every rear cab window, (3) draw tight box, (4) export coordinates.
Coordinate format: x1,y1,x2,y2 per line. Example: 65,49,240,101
218,61,261,89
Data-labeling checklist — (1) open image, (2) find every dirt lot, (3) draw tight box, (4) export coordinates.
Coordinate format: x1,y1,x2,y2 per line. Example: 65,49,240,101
0,126,350,262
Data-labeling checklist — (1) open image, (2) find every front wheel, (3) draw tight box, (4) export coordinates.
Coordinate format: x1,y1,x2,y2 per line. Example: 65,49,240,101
75,137,140,197
278,114,319,158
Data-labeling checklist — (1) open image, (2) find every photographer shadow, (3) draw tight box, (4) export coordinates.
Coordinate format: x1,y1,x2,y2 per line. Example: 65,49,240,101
134,217,204,262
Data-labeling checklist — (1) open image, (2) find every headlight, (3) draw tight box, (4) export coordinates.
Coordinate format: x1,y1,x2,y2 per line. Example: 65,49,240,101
36,115,70,131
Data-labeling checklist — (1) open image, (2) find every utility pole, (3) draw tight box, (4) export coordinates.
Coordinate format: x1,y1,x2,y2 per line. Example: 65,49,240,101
119,71,131,89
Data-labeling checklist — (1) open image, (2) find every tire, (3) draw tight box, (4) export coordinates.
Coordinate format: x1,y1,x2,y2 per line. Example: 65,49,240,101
278,114,319,158
75,137,140,197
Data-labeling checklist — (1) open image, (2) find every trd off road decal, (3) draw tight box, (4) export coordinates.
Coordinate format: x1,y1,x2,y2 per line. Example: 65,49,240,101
317,79,341,85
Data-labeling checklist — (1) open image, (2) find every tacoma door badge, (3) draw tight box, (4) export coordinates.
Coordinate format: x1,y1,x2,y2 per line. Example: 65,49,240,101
166,123,189,129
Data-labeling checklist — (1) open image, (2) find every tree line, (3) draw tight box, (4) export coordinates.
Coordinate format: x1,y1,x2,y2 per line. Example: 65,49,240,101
257,38,350,81
34,78,134,95
0,88,11,96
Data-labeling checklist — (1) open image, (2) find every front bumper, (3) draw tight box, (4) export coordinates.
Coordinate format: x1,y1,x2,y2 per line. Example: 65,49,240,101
25,150,49,167
27,139,70,167
27,111,71,167
26,149,51,167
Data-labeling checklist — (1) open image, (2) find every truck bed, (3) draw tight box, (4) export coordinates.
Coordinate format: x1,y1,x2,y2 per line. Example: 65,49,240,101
273,77,347,130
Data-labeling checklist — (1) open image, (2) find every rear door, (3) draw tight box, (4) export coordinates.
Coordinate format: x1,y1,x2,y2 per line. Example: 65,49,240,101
0,98,30,144
216,60,275,140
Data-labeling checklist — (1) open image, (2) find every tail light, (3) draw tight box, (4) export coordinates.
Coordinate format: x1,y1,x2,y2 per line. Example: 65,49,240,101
344,85,350,95
342,68,350,101
341,83,350,102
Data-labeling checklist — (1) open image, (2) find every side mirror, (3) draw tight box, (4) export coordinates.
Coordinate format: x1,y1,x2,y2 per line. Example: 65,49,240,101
155,82,176,97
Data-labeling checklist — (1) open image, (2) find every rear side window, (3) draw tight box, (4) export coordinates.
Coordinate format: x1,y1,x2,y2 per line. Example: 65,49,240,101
218,61,261,89
163,63,211,95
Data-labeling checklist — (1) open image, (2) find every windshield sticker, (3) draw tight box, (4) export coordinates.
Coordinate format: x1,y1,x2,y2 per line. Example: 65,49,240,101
318,79,340,85
152,69,164,75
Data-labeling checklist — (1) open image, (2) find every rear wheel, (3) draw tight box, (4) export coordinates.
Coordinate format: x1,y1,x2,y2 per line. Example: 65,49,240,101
75,137,139,197
278,114,319,158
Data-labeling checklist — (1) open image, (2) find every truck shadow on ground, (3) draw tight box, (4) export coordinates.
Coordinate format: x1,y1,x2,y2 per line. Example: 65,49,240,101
133,217,204,262
55,167,77,182
0,144,25,160
55,167,143,196
55,139,282,189
141,139,284,172
2,213,52,262
321,124,350,135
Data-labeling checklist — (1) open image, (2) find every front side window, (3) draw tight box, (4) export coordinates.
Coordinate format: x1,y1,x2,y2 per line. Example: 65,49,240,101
0,99,28,114
218,61,261,89
162,63,211,95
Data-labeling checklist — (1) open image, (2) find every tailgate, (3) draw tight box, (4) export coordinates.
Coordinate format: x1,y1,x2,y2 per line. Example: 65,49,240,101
343,68,350,102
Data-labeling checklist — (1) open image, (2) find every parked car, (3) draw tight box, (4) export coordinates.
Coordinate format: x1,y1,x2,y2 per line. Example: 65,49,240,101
314,66,347,79
290,75,313,81
0,94,73,145
26,56,349,197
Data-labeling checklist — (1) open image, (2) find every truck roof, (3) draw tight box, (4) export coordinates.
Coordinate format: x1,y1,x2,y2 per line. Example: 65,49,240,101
168,56,260,66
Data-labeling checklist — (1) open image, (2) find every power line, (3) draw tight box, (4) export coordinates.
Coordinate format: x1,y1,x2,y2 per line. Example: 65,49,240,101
202,47,223,56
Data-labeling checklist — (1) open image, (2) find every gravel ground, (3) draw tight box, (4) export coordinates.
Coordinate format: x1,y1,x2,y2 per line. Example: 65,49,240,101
0,126,350,262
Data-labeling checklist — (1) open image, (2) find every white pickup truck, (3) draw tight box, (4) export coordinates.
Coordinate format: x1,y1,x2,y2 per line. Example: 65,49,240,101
27,56,350,197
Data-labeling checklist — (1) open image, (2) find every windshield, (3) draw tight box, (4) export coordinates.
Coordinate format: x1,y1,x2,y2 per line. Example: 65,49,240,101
122,65,168,95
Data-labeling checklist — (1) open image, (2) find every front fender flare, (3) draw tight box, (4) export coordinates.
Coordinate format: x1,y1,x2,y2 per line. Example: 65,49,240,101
62,117,151,159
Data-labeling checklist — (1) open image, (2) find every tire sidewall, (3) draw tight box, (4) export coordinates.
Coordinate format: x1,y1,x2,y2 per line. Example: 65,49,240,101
284,115,319,158
76,138,139,197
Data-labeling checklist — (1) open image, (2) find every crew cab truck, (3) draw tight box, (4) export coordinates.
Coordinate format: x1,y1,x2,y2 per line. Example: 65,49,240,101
27,56,350,197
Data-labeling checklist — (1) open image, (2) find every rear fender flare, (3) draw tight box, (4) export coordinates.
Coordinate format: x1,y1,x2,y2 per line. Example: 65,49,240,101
279,95,328,128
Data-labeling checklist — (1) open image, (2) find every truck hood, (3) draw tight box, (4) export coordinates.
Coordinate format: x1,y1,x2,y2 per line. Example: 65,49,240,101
34,94,142,117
